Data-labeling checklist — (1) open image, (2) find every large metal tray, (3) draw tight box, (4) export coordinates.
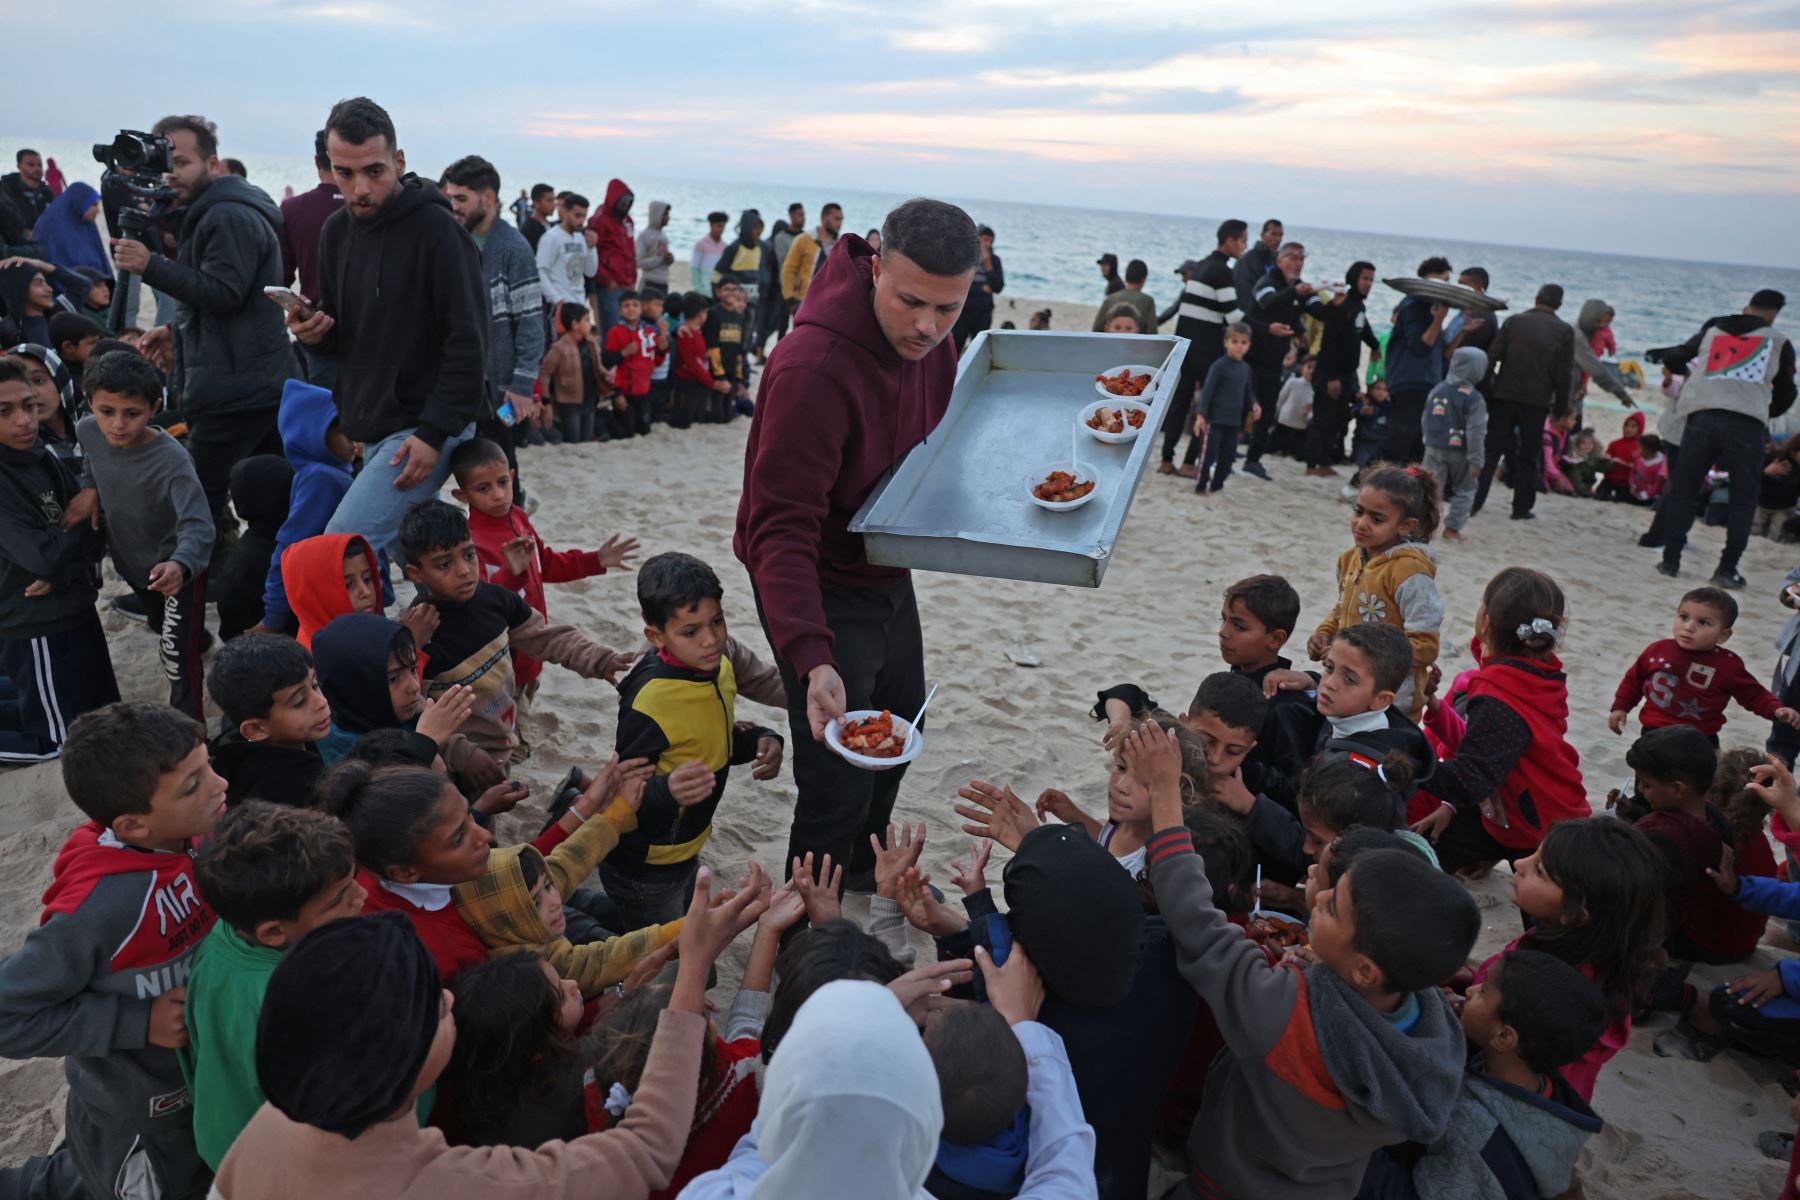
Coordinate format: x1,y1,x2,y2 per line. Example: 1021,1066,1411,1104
849,330,1189,587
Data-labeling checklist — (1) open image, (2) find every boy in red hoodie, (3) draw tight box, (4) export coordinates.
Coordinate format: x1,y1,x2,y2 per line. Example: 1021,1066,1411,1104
1597,411,1645,501
1610,585,1800,741
0,703,224,1200
671,292,719,430
448,437,638,709
280,531,436,651
601,290,666,440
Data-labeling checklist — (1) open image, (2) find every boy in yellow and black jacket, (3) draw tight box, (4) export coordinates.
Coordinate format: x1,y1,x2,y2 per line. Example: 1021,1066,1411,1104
599,552,783,930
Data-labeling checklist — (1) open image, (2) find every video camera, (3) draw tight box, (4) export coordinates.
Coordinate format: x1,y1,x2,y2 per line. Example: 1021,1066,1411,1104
92,130,180,329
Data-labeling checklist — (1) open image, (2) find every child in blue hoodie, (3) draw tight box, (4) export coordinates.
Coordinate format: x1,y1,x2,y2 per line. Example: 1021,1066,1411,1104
257,379,366,636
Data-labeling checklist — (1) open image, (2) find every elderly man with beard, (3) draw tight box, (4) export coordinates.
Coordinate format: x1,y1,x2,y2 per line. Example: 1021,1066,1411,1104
110,114,290,534
440,154,544,507
287,97,486,562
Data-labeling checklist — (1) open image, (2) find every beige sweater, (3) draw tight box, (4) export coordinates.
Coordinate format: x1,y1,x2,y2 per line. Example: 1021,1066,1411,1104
210,1009,703,1200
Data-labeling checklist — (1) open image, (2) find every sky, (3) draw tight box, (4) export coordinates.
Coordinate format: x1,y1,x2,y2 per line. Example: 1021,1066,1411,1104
8,0,1800,264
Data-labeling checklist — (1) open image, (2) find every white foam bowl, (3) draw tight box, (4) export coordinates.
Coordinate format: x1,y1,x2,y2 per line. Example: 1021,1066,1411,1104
1079,399,1152,445
1026,460,1101,512
1093,364,1160,401
825,710,924,771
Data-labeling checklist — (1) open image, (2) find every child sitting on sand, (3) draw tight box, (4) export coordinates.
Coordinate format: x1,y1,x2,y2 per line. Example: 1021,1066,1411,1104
1598,411,1645,501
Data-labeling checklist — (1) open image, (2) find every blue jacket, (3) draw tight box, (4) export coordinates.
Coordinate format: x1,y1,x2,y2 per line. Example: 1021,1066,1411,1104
1730,874,1800,1002
1385,295,1446,392
262,379,352,629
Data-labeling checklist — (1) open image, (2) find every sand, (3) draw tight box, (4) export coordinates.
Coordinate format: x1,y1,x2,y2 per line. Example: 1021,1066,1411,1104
2,287,1795,1197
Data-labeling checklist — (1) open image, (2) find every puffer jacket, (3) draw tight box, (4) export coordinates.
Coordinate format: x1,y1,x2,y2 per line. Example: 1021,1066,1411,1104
139,175,292,418
452,797,681,998
1315,542,1444,720
537,332,607,405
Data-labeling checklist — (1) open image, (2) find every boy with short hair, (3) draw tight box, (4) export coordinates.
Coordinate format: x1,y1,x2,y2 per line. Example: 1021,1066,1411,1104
449,436,638,701
605,552,785,928
1128,720,1478,1200
180,801,366,1170
1362,948,1607,1199
0,702,225,1200
705,279,752,422
0,355,118,762
642,290,674,434
207,634,334,809
1191,321,1259,496
73,350,215,718
1610,585,1800,739
670,292,715,430
48,311,104,392
1272,354,1315,458
1422,346,1489,541
399,499,635,761
602,289,666,439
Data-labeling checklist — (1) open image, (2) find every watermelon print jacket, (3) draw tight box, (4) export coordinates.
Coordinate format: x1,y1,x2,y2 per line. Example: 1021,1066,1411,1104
1663,313,1795,423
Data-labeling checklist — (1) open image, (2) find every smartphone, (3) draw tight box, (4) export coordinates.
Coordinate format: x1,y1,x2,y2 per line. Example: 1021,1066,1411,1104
497,400,518,424
263,286,313,320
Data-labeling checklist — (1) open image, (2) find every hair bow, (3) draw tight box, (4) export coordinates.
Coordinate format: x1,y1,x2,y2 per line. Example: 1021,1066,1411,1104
1515,617,1556,641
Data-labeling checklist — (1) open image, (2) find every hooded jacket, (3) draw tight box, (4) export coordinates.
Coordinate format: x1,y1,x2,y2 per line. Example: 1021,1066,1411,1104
139,174,291,418
1489,305,1576,413
1422,347,1490,468
264,380,355,630
1316,263,1381,379
0,261,82,347
1315,543,1443,721
1410,1061,1602,1200
313,174,488,449
7,342,82,467
712,210,768,307
453,798,681,997
1660,312,1796,424
1146,829,1465,1200
734,233,957,680
635,200,672,292
0,822,214,1135
210,729,325,810
589,179,637,290
0,172,52,229
1603,412,1645,488
313,612,413,737
0,438,105,637
31,182,112,279
1462,651,1587,849
282,532,378,648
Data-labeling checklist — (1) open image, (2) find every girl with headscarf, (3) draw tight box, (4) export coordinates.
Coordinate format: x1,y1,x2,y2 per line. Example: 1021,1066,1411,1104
30,183,112,280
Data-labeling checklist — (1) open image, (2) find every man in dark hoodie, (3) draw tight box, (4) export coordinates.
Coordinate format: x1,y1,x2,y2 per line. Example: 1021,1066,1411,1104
735,198,979,887
1243,241,1328,480
112,115,292,533
1307,260,1381,476
587,178,636,337
713,209,769,349
286,97,486,564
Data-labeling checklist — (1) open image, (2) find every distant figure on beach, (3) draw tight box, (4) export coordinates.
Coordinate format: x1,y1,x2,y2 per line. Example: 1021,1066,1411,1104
1097,251,1124,297
864,227,881,252
1233,217,1282,307
1381,255,1454,465
1243,241,1327,480
1164,219,1246,476
1471,283,1575,523
1307,259,1381,477
278,129,345,387
1092,257,1153,335
691,210,728,293
517,182,555,253
953,223,1003,351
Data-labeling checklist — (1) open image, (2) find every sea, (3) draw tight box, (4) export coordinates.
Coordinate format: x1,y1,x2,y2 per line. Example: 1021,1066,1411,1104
25,137,1800,361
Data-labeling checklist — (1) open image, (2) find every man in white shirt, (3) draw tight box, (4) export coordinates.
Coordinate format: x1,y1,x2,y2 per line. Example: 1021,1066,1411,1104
534,192,596,309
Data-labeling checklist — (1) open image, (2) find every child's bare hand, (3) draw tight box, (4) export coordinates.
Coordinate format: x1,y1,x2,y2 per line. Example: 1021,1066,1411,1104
791,852,843,924
1305,632,1330,661
976,943,1044,1026
897,866,967,936
474,778,528,816
951,839,992,896
677,866,763,970
1607,709,1628,735
667,759,716,806
600,649,638,686
954,781,1038,852
871,822,926,899
1101,719,1129,753
1262,668,1314,699
22,578,52,598
888,958,974,1027
578,753,653,816
500,535,534,578
400,603,439,646
751,734,783,781
1120,722,1182,806
1256,878,1301,909
1748,756,1800,814
415,683,475,745
1778,707,1800,730
146,560,185,596
1410,804,1455,842
1727,968,1786,1008
147,987,188,1048
1214,768,1256,816
1707,843,1739,896
59,487,99,531
759,880,807,934
596,534,639,571
1035,788,1082,824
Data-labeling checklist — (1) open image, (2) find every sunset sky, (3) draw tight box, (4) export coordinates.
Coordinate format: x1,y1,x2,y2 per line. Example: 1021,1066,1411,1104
10,0,1800,262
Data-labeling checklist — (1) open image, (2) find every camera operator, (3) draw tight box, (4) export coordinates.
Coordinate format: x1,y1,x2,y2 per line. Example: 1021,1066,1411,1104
110,114,290,533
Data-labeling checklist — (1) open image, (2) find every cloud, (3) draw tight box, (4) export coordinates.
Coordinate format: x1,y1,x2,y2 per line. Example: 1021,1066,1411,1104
887,27,997,53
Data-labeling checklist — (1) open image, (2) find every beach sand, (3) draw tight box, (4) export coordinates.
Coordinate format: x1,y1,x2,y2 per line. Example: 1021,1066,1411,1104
1,289,1793,1197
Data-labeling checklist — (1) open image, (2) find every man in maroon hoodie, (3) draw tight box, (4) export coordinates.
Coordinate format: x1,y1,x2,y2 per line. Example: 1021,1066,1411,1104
734,198,979,887
586,178,636,338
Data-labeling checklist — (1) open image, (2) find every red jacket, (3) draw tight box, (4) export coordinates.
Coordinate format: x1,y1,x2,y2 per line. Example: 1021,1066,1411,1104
1613,639,1783,735
1603,412,1644,488
587,178,637,289
468,505,607,691
732,234,956,680
283,532,378,648
675,324,712,385
1637,806,1773,962
605,321,663,397
1463,650,1588,849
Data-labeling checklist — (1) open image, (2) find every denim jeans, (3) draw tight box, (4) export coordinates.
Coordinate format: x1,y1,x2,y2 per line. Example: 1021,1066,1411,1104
595,287,624,340
324,422,474,563
558,401,595,444
596,857,700,932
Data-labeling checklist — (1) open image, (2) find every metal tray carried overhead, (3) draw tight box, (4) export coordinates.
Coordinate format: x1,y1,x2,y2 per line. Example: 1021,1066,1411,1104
849,330,1189,587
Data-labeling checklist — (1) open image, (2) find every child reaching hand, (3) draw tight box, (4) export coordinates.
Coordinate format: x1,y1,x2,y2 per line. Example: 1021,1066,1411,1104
1310,462,1443,721
1036,713,1211,877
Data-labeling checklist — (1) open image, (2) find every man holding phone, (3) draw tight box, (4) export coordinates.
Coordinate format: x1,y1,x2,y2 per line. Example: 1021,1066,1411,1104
111,113,290,533
286,97,486,563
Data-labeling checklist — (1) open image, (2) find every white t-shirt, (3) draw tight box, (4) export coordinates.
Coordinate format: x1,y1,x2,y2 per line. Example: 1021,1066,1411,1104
1099,821,1147,877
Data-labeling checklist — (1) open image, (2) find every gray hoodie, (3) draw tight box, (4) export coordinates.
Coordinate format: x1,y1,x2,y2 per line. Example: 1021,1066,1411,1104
635,200,671,291
1412,1063,1603,1200
1422,347,1490,468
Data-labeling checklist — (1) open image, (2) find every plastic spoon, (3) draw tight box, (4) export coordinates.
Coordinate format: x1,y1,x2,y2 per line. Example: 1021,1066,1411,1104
903,682,939,753
1253,865,1263,917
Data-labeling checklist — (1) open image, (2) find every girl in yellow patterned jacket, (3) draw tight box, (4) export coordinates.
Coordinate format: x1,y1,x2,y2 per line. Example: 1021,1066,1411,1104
1310,463,1445,721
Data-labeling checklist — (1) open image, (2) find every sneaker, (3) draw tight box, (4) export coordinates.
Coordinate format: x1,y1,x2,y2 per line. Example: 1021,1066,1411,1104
1656,561,1681,578
110,593,150,623
1637,532,1662,548
1244,461,1271,481
1156,462,1175,476
1712,569,1747,590
1442,528,1465,541
1176,464,1199,479
1338,483,1359,502
1653,1021,1723,1062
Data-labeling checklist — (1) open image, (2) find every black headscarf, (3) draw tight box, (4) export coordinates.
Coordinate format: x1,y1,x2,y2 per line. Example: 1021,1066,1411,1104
255,912,441,1138
313,613,413,735
1004,824,1144,1008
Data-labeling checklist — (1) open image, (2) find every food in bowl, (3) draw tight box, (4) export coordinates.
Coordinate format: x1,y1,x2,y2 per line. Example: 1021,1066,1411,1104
1245,914,1309,949
1086,405,1147,434
839,711,907,758
1096,368,1152,397
1033,470,1096,504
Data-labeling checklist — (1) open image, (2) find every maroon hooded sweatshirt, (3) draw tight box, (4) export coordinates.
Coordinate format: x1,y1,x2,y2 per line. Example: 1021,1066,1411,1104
587,178,637,290
733,234,956,681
